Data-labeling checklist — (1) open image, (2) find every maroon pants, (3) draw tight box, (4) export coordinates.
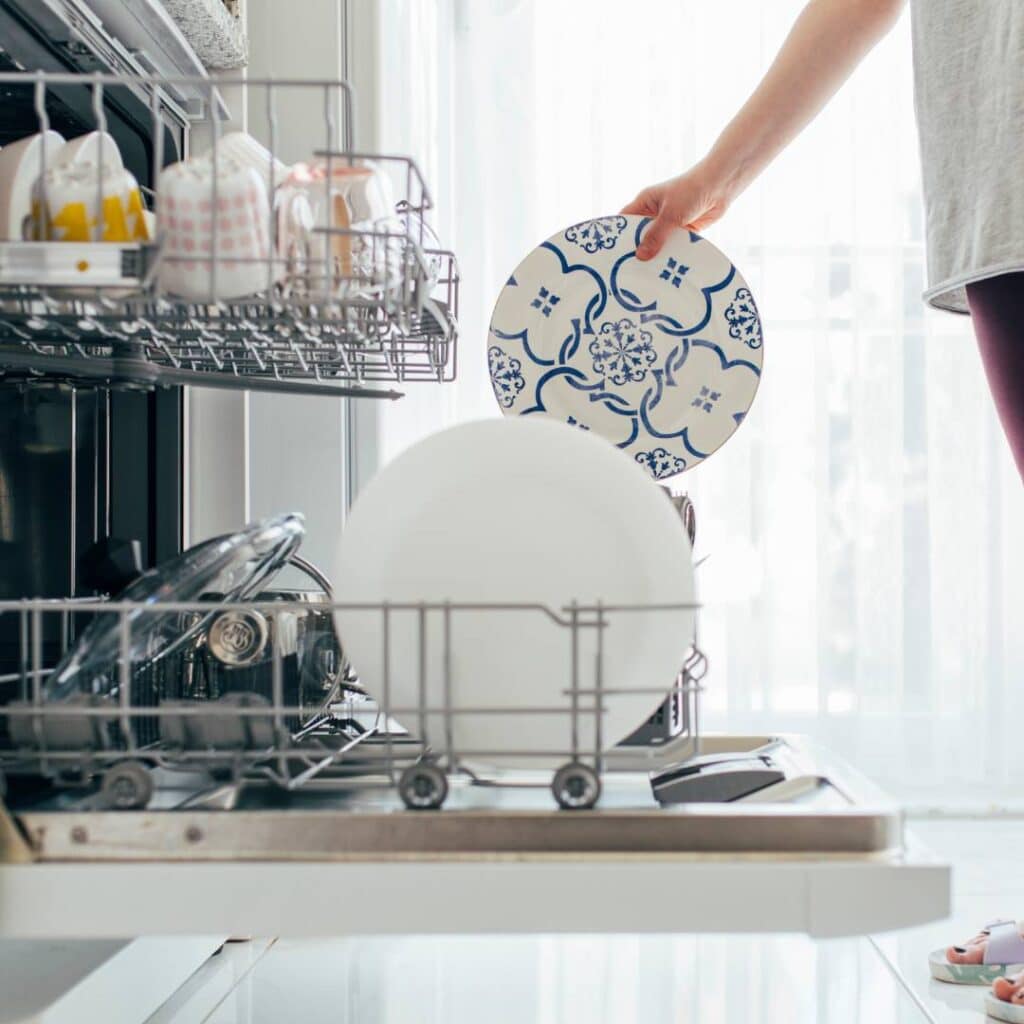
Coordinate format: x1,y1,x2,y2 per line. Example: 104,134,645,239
965,273,1024,481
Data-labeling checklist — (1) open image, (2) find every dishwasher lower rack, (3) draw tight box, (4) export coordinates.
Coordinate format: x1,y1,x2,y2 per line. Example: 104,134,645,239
0,72,459,397
0,597,703,813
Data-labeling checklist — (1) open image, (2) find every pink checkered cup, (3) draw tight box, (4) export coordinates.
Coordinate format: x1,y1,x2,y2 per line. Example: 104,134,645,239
157,156,276,301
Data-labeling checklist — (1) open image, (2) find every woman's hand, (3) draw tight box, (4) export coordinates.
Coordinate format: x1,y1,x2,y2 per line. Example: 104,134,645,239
621,0,905,262
621,165,733,260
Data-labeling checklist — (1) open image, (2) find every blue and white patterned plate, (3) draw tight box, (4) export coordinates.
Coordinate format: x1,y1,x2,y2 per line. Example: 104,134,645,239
488,215,764,480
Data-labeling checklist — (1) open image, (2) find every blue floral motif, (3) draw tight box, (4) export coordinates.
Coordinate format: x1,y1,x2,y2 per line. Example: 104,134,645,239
691,385,721,413
635,448,686,480
567,416,590,431
530,285,561,317
724,287,762,349
589,318,656,386
659,256,689,288
564,216,628,254
488,345,525,408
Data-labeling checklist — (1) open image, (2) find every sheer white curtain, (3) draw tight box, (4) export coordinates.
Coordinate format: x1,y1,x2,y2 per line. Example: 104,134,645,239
371,0,1024,806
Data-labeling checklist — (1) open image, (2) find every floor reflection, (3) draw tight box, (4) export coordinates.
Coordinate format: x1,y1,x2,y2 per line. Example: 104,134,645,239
145,820,1023,1024
196,933,927,1024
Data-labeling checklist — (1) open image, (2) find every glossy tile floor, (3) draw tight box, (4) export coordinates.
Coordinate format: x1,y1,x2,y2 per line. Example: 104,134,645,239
145,821,1024,1024
873,820,1024,1024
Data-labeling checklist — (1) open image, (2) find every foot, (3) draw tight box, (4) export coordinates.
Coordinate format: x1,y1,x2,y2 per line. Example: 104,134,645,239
993,970,1024,1007
947,927,998,965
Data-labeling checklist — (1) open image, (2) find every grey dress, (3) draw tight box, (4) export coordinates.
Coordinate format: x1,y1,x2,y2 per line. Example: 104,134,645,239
910,0,1024,313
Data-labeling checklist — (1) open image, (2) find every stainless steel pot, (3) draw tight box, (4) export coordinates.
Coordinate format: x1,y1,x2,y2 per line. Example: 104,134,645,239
198,555,349,720
133,554,349,737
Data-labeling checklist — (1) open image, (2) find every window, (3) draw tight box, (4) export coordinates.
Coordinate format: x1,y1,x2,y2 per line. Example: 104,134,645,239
370,0,1024,806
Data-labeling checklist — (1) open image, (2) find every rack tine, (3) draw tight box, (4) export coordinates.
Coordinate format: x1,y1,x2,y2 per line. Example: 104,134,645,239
417,604,428,752
382,603,394,784
266,79,278,298
271,616,284,755
118,606,135,751
594,600,605,772
18,609,29,702
30,606,47,772
151,87,165,184
33,75,50,241
569,601,580,759
92,77,107,246
340,79,354,153
209,79,220,303
443,601,454,771
322,84,334,301
149,83,165,290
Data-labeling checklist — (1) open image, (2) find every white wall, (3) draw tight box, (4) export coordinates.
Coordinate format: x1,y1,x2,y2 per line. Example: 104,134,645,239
186,0,355,584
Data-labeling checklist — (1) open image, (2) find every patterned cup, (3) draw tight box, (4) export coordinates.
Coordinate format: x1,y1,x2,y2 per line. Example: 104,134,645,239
157,155,275,300
28,162,149,243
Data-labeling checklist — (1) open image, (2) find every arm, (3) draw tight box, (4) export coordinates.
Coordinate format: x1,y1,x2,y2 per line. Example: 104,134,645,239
625,0,906,259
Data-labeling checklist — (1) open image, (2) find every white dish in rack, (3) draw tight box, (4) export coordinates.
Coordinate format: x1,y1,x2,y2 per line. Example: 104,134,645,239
333,418,696,768
0,131,65,240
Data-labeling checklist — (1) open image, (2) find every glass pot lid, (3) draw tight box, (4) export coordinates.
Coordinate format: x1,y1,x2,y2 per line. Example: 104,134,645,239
48,512,305,699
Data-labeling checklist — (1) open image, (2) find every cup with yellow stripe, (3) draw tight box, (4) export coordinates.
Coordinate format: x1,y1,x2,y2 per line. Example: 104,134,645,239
29,162,150,243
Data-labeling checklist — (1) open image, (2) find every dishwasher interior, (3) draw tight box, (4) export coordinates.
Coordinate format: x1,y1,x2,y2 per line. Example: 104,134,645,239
0,525,907,863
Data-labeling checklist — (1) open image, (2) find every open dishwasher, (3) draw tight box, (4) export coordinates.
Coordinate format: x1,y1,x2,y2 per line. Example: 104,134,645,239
0,51,947,945
0,508,949,942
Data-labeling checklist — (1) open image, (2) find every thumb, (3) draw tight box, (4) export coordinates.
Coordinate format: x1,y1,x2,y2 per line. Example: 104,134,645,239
636,206,686,261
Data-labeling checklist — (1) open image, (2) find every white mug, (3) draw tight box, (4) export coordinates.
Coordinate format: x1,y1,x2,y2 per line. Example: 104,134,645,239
55,131,124,171
212,131,290,194
29,162,150,243
157,156,275,300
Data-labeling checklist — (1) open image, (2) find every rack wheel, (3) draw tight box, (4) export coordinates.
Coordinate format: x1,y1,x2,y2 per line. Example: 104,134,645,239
100,761,153,810
398,763,448,810
551,762,601,810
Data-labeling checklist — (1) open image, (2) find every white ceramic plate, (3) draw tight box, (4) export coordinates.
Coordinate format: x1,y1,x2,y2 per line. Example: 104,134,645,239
333,418,696,768
488,215,764,480
0,131,65,239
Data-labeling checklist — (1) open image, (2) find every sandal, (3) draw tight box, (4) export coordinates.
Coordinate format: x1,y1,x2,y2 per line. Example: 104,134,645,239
929,920,1024,984
986,990,1024,1022
985,970,1024,1022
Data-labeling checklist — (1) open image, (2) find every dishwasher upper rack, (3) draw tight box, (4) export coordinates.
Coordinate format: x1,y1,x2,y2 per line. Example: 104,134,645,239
0,72,459,398
0,597,705,811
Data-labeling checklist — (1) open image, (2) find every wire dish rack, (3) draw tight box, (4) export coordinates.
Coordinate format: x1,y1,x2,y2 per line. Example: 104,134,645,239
0,72,459,398
0,597,704,811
